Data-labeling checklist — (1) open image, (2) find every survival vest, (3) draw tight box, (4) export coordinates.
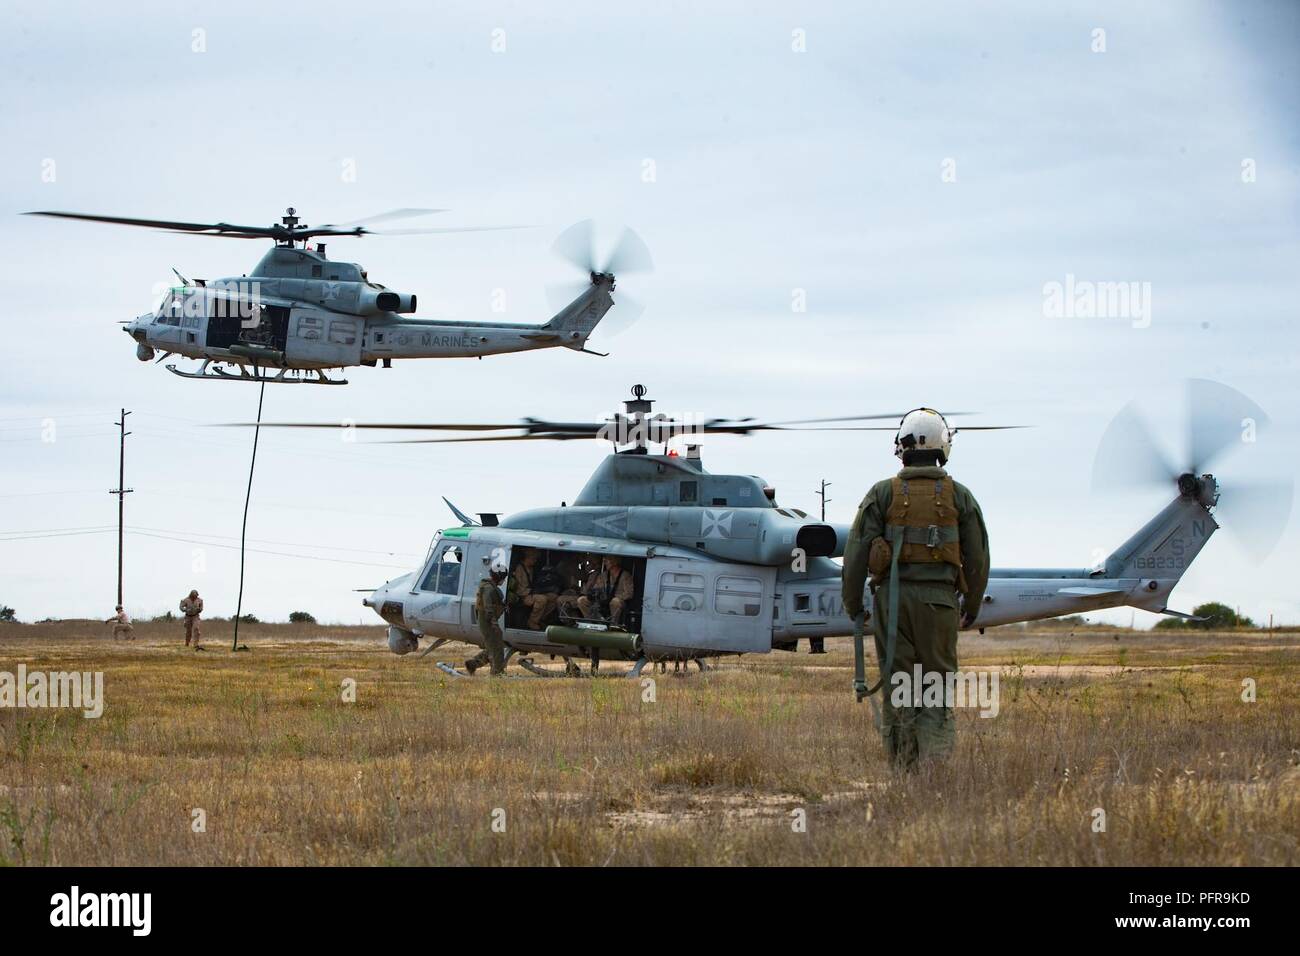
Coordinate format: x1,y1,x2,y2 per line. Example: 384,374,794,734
884,476,967,590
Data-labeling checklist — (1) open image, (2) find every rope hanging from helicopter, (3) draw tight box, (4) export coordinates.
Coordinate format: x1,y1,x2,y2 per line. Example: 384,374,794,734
230,378,266,652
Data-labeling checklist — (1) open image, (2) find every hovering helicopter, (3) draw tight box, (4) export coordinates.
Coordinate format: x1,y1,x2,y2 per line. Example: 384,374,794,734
24,209,651,384
238,381,1279,677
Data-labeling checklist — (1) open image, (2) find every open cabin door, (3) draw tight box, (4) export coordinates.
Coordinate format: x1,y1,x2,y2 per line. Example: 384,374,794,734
641,556,775,654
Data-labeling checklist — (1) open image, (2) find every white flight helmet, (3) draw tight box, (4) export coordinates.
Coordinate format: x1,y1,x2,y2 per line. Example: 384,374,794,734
894,408,953,464
488,548,509,577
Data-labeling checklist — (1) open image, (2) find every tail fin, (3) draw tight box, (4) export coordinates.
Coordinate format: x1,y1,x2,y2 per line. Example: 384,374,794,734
542,273,616,347
1101,474,1219,610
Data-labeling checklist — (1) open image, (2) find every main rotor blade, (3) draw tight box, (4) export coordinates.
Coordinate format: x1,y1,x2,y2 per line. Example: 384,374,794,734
382,433,593,444
25,210,278,239
759,412,977,427
366,224,534,236
328,208,447,228
219,421,547,432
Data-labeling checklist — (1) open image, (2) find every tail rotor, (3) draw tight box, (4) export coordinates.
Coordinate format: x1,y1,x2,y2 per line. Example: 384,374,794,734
1091,379,1293,562
546,219,654,337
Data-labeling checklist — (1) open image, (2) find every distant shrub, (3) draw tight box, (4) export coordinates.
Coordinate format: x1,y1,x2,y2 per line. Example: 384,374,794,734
1156,601,1255,630
237,614,260,625
289,611,317,625
0,605,16,623
151,611,176,623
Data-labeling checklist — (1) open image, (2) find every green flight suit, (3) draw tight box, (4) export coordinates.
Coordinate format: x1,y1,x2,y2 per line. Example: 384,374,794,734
842,465,989,767
467,576,507,675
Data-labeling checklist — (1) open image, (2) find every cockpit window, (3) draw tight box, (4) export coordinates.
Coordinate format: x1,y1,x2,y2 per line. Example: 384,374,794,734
155,292,184,326
420,545,464,595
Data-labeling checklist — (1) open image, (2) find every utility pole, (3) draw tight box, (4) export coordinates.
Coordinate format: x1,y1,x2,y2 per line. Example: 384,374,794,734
815,479,832,520
109,409,133,607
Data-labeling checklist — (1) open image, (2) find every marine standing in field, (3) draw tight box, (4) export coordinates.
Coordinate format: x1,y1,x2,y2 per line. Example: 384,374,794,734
179,589,204,649
466,560,508,675
842,408,989,769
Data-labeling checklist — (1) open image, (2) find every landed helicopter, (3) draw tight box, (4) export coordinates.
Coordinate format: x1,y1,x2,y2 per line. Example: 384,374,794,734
240,381,1283,677
24,209,650,384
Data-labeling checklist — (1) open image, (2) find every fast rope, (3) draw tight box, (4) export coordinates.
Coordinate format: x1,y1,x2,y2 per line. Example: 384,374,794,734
231,380,266,652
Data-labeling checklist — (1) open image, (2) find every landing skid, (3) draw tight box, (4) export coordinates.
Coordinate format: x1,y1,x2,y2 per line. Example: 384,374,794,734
435,662,467,678
418,637,450,659
517,657,570,678
166,361,347,385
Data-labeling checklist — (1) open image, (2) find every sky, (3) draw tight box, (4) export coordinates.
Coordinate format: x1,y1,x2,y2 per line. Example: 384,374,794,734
0,0,1296,626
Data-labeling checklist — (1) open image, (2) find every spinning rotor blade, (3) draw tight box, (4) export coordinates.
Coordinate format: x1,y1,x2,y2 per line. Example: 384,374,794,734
1186,377,1268,474
24,210,278,239
1091,378,1292,563
602,227,654,275
329,208,447,228
228,411,1023,442
1090,402,1179,494
551,219,596,273
367,224,533,236
26,208,529,242
598,290,647,337
548,220,655,338
1213,478,1294,563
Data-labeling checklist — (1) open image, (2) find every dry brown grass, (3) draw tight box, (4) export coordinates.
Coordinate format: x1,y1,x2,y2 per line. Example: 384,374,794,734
0,619,1296,866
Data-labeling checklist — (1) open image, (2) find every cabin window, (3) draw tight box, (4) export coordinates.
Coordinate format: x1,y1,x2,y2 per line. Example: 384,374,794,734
328,320,357,345
794,593,811,612
311,265,322,278
658,572,705,612
420,545,464,595
715,575,762,617
679,481,697,503
297,316,322,340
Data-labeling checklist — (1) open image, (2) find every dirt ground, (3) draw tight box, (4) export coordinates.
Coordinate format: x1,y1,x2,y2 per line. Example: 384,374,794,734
0,619,1296,865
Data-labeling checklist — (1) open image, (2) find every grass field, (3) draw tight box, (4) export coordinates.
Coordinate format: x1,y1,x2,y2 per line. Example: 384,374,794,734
0,619,1296,866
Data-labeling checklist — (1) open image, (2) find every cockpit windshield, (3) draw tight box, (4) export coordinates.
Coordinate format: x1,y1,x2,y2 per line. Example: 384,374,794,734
155,290,184,325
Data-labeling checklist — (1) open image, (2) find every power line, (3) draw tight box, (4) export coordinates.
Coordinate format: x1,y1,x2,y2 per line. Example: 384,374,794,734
128,530,409,570
0,523,419,558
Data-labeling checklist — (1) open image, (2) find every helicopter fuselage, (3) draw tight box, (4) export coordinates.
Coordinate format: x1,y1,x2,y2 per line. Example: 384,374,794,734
367,451,1220,664
124,245,616,382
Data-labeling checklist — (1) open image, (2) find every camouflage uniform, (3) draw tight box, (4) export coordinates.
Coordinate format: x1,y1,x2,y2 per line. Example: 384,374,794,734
842,465,989,767
577,562,634,625
466,575,506,675
179,593,203,647
509,560,555,630
553,560,584,620
107,608,133,641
